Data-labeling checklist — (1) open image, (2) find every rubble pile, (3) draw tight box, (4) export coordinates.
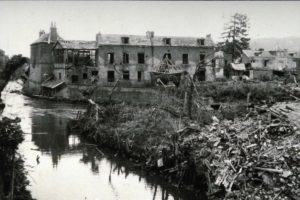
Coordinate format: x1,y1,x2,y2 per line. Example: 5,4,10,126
200,109,300,200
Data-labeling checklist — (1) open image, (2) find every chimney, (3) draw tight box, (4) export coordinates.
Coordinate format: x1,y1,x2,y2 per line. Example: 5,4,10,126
146,31,154,39
50,22,58,42
96,32,101,44
39,30,45,37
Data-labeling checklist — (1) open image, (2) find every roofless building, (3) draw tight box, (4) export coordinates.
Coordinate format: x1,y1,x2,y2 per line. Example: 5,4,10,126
27,24,216,97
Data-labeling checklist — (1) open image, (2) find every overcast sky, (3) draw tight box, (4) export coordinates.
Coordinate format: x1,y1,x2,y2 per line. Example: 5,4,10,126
1,1,300,57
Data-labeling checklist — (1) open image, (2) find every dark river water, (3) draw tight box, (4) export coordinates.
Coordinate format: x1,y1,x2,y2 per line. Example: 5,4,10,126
1,81,204,200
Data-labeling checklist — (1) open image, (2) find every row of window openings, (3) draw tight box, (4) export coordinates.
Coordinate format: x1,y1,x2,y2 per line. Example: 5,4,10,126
71,71,142,83
107,53,206,65
54,50,96,66
121,37,205,46
108,71,142,82
60,71,98,79
68,71,98,83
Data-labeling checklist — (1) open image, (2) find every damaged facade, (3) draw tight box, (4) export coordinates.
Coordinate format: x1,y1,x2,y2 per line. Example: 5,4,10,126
28,23,62,94
241,49,297,80
27,24,218,96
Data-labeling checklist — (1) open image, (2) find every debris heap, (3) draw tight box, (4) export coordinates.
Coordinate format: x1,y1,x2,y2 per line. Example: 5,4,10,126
201,106,300,200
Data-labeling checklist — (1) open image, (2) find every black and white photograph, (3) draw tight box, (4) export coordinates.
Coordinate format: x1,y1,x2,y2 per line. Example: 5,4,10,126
0,1,300,200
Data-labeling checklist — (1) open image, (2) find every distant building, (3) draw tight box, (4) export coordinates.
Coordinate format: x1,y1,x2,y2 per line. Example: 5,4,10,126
241,49,297,80
28,24,217,97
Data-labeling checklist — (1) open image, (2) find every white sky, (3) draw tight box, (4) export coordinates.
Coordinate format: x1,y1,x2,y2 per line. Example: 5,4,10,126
1,1,300,57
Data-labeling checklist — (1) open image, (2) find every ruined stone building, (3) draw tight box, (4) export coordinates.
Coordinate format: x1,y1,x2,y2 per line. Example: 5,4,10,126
242,49,297,80
27,24,217,97
28,23,62,94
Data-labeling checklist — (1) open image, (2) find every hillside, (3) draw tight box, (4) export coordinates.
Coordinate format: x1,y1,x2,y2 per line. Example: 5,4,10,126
250,36,300,51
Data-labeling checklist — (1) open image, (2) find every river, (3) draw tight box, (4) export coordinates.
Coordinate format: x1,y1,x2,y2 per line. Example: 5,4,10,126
1,81,204,200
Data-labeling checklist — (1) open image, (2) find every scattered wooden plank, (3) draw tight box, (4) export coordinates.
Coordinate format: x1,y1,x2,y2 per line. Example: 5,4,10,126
254,167,283,173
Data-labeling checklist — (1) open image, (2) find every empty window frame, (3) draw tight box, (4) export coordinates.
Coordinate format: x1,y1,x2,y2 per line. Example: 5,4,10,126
73,50,93,66
212,59,216,67
264,60,269,67
138,53,145,64
163,38,171,45
137,71,142,82
71,75,79,83
200,54,205,64
107,53,114,64
182,54,189,64
67,50,73,63
54,49,64,63
58,73,62,80
83,73,88,79
163,53,172,60
91,71,99,76
89,50,96,65
121,37,129,44
107,71,115,82
123,70,130,80
197,39,205,46
123,53,129,64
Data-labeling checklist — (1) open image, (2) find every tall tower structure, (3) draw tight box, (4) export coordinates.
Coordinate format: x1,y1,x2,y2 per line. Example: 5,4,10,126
27,22,62,94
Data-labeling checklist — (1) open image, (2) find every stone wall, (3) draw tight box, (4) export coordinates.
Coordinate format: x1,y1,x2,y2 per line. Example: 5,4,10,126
97,45,215,86
28,43,55,94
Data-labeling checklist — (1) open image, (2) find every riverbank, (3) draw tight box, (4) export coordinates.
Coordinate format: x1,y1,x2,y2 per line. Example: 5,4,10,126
0,55,34,200
73,81,300,199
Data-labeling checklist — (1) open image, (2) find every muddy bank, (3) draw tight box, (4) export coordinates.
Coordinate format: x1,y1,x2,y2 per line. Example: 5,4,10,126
72,82,300,199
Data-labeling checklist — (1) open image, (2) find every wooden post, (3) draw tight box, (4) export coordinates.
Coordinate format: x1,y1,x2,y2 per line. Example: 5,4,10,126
247,92,251,111
183,91,188,116
10,152,15,200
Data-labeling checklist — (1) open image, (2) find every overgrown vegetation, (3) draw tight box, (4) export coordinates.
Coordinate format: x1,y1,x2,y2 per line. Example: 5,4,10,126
74,102,209,194
73,80,300,199
0,54,33,200
0,55,29,93
195,81,290,102
0,118,34,200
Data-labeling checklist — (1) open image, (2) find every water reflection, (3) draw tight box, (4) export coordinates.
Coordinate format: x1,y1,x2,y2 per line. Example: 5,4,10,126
80,146,103,174
1,81,204,200
31,113,73,167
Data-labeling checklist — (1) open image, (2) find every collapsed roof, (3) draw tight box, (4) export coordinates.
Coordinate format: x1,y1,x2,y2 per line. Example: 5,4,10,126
54,40,97,50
